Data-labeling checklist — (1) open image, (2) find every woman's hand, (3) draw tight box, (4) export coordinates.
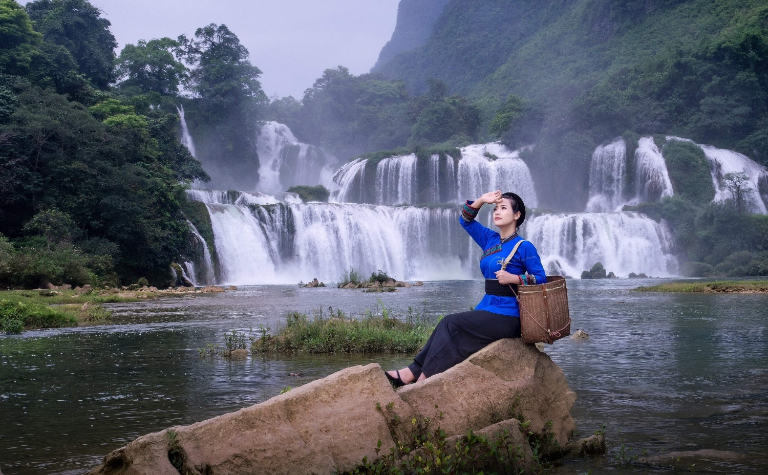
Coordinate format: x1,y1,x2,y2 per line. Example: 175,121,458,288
495,269,520,285
474,190,502,208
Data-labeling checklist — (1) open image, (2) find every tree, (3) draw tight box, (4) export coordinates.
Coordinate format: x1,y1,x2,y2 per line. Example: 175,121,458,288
177,24,266,189
0,85,205,283
409,80,481,146
723,171,752,214
115,38,187,96
26,0,117,89
0,0,43,77
178,24,265,117
22,207,78,249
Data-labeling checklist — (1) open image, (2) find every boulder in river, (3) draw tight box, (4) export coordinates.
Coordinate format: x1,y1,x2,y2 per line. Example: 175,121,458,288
86,339,576,475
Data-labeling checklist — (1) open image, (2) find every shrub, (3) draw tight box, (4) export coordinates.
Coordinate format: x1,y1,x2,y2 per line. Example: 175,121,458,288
339,269,362,286
368,270,392,284
287,185,330,202
0,299,77,334
663,141,715,205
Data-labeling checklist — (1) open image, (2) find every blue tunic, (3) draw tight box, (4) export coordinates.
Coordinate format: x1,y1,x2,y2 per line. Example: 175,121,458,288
460,213,547,317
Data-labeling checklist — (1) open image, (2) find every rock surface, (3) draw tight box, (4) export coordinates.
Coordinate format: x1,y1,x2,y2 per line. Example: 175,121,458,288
86,339,576,475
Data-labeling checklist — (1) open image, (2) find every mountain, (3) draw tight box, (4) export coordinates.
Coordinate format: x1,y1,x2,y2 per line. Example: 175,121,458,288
372,0,768,210
373,0,451,69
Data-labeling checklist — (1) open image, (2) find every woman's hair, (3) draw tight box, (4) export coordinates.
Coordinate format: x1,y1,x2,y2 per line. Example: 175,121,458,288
501,192,526,227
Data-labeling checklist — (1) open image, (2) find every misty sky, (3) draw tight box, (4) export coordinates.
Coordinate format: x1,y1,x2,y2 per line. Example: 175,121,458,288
21,0,400,98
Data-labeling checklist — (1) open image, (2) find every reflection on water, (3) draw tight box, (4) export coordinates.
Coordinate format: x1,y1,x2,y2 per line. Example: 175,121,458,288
0,280,766,474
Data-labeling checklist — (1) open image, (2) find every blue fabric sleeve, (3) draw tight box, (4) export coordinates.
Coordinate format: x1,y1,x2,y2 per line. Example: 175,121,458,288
520,241,547,283
460,215,496,250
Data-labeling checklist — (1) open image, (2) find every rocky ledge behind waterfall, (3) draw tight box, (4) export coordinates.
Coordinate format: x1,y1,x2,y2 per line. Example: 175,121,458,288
86,339,579,475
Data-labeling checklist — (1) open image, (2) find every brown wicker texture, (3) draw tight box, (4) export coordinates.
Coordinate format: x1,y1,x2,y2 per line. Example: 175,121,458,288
517,276,571,344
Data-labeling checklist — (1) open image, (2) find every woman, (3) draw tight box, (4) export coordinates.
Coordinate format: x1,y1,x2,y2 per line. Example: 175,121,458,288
386,190,546,386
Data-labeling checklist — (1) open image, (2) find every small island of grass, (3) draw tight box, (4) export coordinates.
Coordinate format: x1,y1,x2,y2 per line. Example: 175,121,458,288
634,280,768,293
250,305,436,355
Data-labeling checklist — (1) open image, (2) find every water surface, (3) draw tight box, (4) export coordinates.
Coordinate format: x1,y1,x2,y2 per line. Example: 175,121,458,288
1,280,766,474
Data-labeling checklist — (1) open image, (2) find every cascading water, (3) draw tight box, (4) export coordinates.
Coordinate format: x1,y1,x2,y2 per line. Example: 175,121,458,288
184,220,214,286
633,137,673,203
586,137,674,212
332,142,538,206
184,124,768,281
177,105,196,158
526,212,678,277
456,144,538,207
256,121,338,195
186,189,280,206
698,144,768,214
375,154,418,205
188,197,477,285
585,138,626,212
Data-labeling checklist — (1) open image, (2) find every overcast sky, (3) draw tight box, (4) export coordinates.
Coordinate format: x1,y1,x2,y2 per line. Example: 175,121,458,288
22,0,400,98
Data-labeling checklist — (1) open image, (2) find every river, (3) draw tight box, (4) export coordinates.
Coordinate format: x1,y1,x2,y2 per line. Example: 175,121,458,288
1,279,766,474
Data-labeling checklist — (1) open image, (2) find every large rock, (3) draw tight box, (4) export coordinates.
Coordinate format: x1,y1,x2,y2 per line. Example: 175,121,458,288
397,339,576,447
87,364,412,475
86,339,575,474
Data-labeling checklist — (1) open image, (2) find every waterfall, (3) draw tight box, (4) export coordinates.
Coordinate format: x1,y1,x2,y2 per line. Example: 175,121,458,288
186,189,679,283
585,138,626,212
698,144,768,214
526,212,677,278
256,121,337,195
185,189,280,206
456,144,538,207
184,220,215,286
375,154,418,205
332,142,538,207
177,105,196,158
634,137,674,203
333,158,368,203
185,191,477,284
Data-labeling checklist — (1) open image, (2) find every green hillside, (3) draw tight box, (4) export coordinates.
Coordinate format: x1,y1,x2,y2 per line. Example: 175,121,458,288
374,0,768,209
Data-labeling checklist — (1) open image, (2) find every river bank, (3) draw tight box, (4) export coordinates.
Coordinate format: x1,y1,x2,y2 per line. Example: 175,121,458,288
635,280,768,293
0,286,234,333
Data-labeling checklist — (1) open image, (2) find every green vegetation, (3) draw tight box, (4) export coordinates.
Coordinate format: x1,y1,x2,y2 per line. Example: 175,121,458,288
338,269,363,287
266,69,481,161
343,403,563,474
26,0,118,90
0,287,134,333
287,185,330,202
626,198,768,276
0,0,281,288
0,298,76,333
635,280,768,293
661,140,715,204
251,305,434,354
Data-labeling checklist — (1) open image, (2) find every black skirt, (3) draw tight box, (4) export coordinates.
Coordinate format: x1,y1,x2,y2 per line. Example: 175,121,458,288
408,310,521,378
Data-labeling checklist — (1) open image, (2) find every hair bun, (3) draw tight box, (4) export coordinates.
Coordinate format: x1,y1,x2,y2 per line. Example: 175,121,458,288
501,192,526,227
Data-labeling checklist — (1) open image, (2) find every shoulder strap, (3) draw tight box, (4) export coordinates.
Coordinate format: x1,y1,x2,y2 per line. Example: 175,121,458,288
500,239,526,272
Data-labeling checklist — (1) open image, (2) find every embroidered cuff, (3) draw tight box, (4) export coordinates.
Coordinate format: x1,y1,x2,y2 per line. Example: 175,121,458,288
462,200,480,222
519,273,537,286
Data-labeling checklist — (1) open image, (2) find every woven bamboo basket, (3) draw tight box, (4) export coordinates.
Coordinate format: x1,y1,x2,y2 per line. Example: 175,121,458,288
517,276,571,344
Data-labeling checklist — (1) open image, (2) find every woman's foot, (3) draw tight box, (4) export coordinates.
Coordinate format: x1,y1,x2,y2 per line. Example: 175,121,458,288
385,368,416,387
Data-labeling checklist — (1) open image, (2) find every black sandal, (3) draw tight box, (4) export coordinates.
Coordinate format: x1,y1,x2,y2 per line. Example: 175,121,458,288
385,370,407,388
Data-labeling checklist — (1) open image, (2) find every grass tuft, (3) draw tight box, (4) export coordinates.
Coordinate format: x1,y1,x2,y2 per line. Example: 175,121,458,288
252,304,436,354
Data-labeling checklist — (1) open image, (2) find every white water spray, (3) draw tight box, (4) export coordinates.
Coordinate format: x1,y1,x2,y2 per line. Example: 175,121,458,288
177,105,196,158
